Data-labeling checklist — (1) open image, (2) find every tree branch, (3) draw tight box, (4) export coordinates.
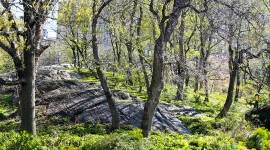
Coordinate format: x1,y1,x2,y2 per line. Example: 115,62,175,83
36,45,50,57
95,0,113,20
149,0,161,23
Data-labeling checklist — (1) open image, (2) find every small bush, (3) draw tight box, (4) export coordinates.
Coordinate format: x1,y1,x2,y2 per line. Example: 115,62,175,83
180,116,214,134
0,94,13,107
246,127,270,150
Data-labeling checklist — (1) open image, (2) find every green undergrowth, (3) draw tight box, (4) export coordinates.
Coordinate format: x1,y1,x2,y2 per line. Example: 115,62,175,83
0,123,260,150
73,68,149,101
0,69,265,149
0,94,20,134
0,89,264,149
0,115,268,150
0,94,16,121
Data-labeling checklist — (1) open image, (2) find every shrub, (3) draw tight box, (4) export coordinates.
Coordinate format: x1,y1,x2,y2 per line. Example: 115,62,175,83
5,131,43,150
0,94,13,107
246,127,270,150
180,116,214,135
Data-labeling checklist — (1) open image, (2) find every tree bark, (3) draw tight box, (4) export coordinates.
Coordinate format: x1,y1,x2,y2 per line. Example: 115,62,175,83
203,60,209,102
266,43,270,96
218,46,238,118
141,0,185,137
141,36,166,137
136,7,150,89
19,47,36,134
92,0,119,130
175,12,186,100
0,1,57,134
203,18,213,102
194,56,200,92
126,41,134,85
124,1,138,86
185,67,190,86
234,69,240,102
218,15,239,117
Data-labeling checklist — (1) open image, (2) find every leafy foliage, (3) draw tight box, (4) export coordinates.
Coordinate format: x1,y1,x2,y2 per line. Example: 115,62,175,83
246,127,270,150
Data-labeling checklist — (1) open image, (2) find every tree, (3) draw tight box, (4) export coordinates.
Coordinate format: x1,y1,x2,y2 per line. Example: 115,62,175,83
136,6,150,91
175,11,186,100
92,0,120,130
0,0,57,134
141,0,208,137
215,0,266,117
58,0,95,75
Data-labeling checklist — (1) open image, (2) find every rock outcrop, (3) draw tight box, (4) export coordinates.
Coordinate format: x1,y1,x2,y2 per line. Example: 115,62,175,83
1,66,202,134
246,103,270,129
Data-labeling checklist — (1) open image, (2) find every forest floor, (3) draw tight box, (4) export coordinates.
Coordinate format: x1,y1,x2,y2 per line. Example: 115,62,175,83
0,66,269,149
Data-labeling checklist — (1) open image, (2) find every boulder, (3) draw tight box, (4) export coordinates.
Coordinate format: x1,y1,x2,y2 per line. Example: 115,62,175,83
246,103,270,129
113,91,130,100
256,103,270,129
1,67,202,134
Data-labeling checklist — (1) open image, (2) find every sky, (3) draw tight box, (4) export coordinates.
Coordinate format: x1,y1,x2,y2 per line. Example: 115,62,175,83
11,1,58,40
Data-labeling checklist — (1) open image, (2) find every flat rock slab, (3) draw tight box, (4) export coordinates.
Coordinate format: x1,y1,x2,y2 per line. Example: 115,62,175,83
45,87,197,134
34,70,202,134
1,68,202,134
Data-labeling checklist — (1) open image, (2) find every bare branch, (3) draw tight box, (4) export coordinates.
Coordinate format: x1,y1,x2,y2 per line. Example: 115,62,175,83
95,0,113,19
0,41,11,53
36,45,50,57
149,0,161,23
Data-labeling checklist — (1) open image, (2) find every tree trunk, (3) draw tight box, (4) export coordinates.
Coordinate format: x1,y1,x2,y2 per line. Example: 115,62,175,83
18,3,45,134
125,1,138,86
136,7,150,89
126,42,134,86
72,47,77,68
141,36,166,137
234,69,240,102
175,12,186,100
109,28,118,75
203,19,213,102
0,0,56,135
266,43,270,96
218,46,238,118
136,69,143,92
194,57,199,92
218,17,238,117
185,67,190,86
141,0,184,137
266,69,270,98
203,60,209,102
19,48,36,134
199,14,208,98
218,67,237,117
92,0,119,129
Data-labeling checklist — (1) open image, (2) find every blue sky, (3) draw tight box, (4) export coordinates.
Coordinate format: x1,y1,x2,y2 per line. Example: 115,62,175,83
11,1,58,40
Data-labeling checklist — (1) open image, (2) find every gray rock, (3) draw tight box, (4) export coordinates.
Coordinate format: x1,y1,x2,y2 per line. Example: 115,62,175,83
113,90,130,100
41,82,199,134
246,103,270,130
36,69,81,81
1,67,201,134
